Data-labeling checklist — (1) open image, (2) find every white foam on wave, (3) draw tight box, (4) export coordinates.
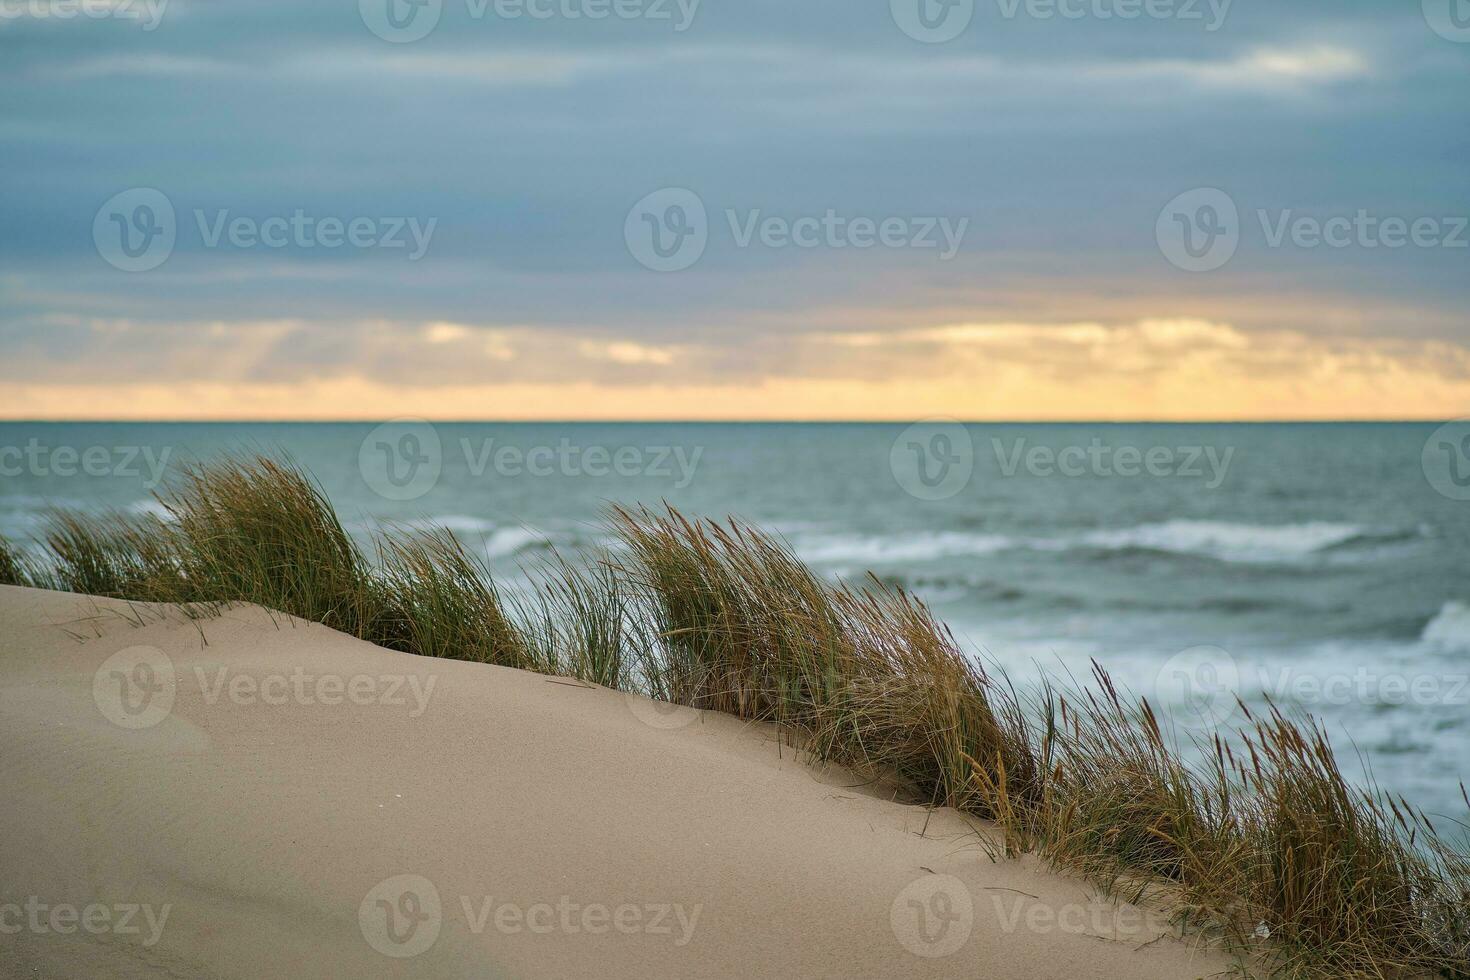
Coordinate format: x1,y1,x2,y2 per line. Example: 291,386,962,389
793,531,1015,565
1074,520,1365,564
127,499,172,520
791,520,1375,568
1422,601,1470,654
417,514,496,535
0,509,46,536
484,526,551,559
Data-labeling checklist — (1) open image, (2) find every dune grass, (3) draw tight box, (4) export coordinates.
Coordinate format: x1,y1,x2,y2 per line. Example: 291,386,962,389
373,526,537,669
38,510,184,600
0,533,33,587
531,553,636,689
14,453,1469,979
155,456,375,634
1027,672,1470,977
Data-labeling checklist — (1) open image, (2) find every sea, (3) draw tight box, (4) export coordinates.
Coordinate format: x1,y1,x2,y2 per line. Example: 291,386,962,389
2,421,1467,820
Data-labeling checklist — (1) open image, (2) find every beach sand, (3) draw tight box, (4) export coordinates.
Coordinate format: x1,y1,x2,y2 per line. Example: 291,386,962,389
0,584,1237,979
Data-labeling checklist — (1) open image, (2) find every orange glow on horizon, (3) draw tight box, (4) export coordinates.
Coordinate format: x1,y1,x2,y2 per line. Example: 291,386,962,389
5,318,1468,421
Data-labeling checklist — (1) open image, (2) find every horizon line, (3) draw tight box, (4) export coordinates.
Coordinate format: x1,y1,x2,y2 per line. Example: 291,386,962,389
0,418,1459,426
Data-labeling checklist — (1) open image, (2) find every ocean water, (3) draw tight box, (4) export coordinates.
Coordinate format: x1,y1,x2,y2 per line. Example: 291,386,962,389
2,421,1467,818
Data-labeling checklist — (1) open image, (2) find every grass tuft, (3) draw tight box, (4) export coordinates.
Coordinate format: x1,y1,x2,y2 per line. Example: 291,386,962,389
157,455,374,633
373,526,535,669
0,533,34,587
530,552,636,688
40,510,184,599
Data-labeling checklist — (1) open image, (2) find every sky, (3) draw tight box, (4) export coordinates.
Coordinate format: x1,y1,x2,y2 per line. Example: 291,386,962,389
1,0,1468,420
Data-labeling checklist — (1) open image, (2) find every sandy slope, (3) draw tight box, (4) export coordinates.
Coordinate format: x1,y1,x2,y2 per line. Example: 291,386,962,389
0,585,1237,979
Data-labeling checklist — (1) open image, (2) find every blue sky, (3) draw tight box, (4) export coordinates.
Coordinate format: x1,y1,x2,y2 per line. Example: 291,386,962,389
2,0,1468,418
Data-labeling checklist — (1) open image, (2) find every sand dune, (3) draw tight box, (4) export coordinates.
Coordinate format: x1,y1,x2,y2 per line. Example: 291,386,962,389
0,585,1235,979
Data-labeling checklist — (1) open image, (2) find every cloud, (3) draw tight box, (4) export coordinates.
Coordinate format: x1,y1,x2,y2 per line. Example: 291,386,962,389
820,317,1470,384
1089,44,1371,90
3,315,1469,419
422,322,517,360
31,53,227,79
290,49,641,86
578,340,676,365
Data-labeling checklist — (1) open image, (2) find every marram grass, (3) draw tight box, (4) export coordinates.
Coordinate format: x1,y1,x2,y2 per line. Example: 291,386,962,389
11,454,1469,979
0,532,33,588
373,526,535,669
